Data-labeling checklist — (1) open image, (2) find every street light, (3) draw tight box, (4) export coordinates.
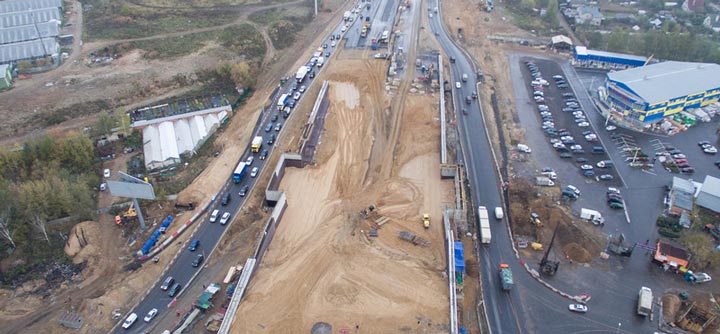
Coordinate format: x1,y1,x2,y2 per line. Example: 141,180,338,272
616,322,621,334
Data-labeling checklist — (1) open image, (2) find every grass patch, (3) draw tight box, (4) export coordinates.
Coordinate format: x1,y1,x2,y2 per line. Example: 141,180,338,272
248,5,313,49
130,30,222,59
218,23,267,59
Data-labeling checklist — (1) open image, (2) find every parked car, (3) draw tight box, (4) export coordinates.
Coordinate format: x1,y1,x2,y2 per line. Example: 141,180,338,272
568,304,588,313
578,122,590,127
583,170,595,177
609,201,624,209
580,164,593,170
599,174,614,181
559,153,573,158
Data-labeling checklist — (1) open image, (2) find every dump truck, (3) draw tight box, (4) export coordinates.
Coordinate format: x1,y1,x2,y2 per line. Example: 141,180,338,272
535,176,555,187
499,264,513,290
422,214,430,229
251,136,263,153
580,208,604,225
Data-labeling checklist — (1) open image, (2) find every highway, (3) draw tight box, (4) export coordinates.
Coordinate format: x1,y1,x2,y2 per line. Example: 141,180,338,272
117,10,357,334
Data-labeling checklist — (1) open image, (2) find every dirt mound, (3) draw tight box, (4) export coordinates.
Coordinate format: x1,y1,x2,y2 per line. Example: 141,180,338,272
663,294,681,321
562,243,592,263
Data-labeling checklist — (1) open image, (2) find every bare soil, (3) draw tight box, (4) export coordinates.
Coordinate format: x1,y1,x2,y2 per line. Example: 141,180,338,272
230,56,452,333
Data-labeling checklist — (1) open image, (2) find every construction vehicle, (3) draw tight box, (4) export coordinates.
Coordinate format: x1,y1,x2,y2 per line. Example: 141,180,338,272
539,224,560,275
115,203,137,225
530,212,543,227
422,214,430,229
251,136,263,153
499,264,513,290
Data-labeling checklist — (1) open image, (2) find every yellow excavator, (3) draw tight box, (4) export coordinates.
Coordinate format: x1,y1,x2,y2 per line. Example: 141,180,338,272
115,203,137,225
423,214,430,229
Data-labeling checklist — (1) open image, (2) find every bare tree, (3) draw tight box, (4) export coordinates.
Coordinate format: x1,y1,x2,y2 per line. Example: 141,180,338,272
30,213,49,243
0,208,16,248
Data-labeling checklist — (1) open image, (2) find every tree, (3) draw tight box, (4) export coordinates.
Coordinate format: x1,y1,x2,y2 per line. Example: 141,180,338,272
230,62,256,89
544,0,559,27
30,213,49,243
96,113,116,137
0,207,16,249
586,31,603,48
16,60,31,71
681,231,720,270
520,0,536,12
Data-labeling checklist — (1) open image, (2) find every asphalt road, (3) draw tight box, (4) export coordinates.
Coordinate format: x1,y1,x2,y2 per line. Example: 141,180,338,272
343,0,398,48
118,12,353,334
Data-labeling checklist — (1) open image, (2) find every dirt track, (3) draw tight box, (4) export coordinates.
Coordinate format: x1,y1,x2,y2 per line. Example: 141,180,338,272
230,57,452,333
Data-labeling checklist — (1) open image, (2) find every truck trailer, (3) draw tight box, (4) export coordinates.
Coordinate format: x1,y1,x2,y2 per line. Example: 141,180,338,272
233,162,248,184
251,136,263,153
277,93,289,111
478,206,491,244
499,264,513,290
295,66,310,83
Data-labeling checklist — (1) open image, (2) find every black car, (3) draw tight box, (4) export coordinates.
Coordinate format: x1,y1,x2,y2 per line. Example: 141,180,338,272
239,185,249,197
271,114,279,122
192,254,204,267
168,283,182,297
291,83,298,91
559,153,573,158
267,134,276,145
450,56,456,63
260,149,268,160
221,192,231,206
309,71,315,78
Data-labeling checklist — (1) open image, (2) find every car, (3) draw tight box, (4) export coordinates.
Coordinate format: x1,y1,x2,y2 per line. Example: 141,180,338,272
580,164,593,170
570,144,583,151
99,182,107,191
607,196,623,204
246,156,254,166
703,146,718,154
674,158,688,164
560,135,573,141
555,146,569,152
557,84,569,89
583,170,595,177
122,313,138,329
585,134,598,141
672,153,686,159
559,153,573,158
609,201,624,209
275,123,282,131
331,41,336,47
325,51,331,57
450,56,456,63
540,111,552,117
264,123,273,132
309,71,315,79
562,190,578,200
599,174,614,181
267,133,276,145
692,272,712,284
680,167,695,174
188,239,199,251
168,282,182,297
192,254,204,267
572,149,585,155
144,308,158,322
568,304,588,313
565,185,581,196
455,82,461,89
250,167,259,177
322,43,328,49
220,212,231,225
239,185,249,197
576,157,588,163
260,149,268,160
676,162,691,168
160,276,175,290
606,125,617,131
103,168,111,178
607,187,621,194
562,93,574,98
550,138,562,144
578,122,590,127
716,160,720,168
299,85,306,93
542,167,555,173
293,92,301,100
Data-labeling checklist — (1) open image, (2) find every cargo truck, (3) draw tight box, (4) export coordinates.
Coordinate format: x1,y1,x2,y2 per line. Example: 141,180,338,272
233,162,248,184
344,11,351,21
277,93,289,111
296,66,310,83
499,264,513,290
637,287,653,316
478,206,491,244
251,136,263,153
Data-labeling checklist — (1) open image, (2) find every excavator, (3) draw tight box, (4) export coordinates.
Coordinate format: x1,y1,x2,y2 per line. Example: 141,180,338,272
115,203,137,225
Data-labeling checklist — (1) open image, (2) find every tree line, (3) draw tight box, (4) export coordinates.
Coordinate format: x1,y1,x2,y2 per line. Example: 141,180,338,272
0,134,98,283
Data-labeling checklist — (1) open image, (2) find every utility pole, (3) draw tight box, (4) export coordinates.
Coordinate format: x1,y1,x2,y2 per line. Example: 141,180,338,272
314,0,318,17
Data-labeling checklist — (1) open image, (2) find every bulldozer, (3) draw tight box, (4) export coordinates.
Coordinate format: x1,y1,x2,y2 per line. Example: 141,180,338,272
115,203,137,225
422,214,430,229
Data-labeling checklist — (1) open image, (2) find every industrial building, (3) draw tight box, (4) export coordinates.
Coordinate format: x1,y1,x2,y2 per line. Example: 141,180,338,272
0,0,63,65
601,61,720,132
574,46,649,69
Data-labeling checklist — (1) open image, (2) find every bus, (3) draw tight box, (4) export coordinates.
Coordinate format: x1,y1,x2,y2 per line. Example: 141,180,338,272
478,206,491,244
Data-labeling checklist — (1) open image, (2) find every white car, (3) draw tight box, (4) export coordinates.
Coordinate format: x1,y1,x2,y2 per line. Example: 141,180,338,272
209,209,219,223
693,272,712,283
341,26,347,32
565,185,581,196
299,85,306,93
607,187,621,194
220,212,231,225
103,168,111,178
246,156,254,166
578,122,590,127
585,134,598,141
144,308,158,322
331,41,336,47
455,82,461,89
580,164,593,170
122,313,138,329
606,125,617,131
703,145,718,154
293,92,301,100
250,167,259,177
517,144,532,153
568,304,588,313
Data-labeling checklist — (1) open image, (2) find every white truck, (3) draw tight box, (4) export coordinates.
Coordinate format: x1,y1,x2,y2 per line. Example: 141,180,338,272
343,11,351,21
637,287,653,316
478,206,491,244
317,56,325,67
535,176,555,187
295,66,310,83
580,208,604,225
277,93,289,111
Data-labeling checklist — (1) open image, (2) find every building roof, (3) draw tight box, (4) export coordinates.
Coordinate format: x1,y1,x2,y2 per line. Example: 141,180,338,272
0,64,9,73
578,6,603,18
0,37,58,63
672,176,695,194
0,7,60,28
657,242,689,261
700,175,720,197
0,0,62,13
697,175,720,213
0,20,59,45
575,46,647,61
607,61,720,105
551,35,573,46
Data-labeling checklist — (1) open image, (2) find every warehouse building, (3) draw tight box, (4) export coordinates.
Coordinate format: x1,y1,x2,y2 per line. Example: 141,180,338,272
0,0,63,13
0,37,58,64
574,46,649,69
0,20,59,44
0,0,63,65
602,61,720,132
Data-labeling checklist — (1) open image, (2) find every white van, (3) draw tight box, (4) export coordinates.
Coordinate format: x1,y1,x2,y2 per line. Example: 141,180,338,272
209,209,219,223
122,313,138,329
494,207,504,220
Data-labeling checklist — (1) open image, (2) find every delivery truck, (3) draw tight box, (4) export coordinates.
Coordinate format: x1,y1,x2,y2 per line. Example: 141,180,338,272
251,136,263,153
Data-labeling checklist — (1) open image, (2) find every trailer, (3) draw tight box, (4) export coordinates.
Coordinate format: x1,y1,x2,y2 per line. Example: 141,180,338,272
478,206,491,244
233,162,248,184
295,66,310,83
277,93,289,111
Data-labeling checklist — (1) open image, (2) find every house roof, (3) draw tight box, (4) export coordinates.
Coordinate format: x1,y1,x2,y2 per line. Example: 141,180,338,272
658,242,689,260
607,61,720,105
672,176,695,194
578,6,603,18
552,35,573,45
700,175,720,198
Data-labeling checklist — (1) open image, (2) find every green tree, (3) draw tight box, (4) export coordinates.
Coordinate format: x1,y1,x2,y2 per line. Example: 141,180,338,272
96,113,116,137
544,0,559,27
681,231,720,270
520,0,536,12
230,62,256,89
586,31,603,48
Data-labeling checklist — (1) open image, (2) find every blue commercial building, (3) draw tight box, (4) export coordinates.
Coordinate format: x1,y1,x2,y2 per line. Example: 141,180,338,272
574,46,648,69
603,61,720,131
